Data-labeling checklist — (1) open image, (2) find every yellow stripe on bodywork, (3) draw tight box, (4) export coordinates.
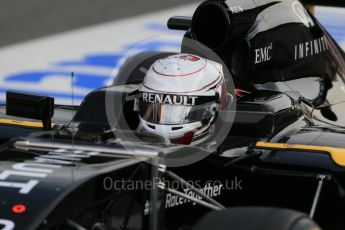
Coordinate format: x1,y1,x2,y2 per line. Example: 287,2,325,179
256,142,345,167
0,118,54,129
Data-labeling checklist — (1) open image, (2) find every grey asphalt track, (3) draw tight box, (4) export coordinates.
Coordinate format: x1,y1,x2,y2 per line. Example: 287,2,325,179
0,0,198,47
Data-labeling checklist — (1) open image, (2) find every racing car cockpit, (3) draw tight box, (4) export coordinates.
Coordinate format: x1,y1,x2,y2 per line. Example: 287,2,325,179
70,0,345,146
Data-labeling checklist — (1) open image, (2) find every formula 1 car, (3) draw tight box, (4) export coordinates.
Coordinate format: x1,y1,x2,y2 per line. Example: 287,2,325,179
1,0,345,230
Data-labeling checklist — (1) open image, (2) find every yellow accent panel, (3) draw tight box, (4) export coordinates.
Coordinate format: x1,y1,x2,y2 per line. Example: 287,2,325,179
0,118,54,129
256,142,345,167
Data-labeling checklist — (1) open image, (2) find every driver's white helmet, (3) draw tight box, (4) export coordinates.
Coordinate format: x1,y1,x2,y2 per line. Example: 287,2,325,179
138,54,228,145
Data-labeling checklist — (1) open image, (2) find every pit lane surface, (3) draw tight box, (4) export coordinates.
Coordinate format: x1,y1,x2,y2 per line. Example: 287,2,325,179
0,0,199,47
0,2,344,105
0,2,199,105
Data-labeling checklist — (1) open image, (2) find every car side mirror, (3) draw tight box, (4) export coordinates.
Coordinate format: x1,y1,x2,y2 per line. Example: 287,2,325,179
6,91,54,130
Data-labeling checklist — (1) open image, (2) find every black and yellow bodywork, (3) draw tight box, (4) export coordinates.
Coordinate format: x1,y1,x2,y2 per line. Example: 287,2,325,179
0,105,75,144
2,1,345,230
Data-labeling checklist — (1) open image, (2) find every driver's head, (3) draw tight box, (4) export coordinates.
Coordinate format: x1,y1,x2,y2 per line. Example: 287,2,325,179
138,54,228,145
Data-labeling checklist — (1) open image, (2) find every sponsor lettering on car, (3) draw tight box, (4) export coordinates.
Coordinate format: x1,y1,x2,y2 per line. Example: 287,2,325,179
142,93,198,106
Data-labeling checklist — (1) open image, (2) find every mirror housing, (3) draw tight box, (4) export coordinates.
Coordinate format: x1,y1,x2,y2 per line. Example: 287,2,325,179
6,91,54,130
